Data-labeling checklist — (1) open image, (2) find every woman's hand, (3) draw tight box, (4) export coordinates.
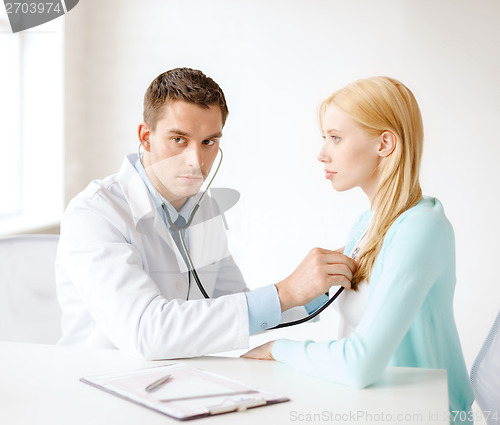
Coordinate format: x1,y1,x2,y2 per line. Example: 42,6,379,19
241,341,276,360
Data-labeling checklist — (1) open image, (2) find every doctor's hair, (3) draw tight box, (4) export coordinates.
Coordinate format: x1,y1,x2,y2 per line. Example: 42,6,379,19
320,76,424,289
143,68,229,130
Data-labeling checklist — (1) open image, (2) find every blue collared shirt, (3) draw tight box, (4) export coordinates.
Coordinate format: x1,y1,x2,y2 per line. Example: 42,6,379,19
134,158,326,334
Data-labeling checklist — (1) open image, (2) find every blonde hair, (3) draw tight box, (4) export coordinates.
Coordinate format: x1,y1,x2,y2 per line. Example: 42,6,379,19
320,77,424,289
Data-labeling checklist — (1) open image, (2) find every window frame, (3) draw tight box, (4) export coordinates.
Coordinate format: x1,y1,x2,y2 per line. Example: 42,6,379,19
0,12,64,235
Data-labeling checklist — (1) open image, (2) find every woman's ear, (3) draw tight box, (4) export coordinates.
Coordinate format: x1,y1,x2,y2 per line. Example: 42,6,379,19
137,122,151,152
378,131,397,158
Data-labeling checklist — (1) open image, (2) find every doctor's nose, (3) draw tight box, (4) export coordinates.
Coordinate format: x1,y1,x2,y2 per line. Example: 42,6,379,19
185,145,204,169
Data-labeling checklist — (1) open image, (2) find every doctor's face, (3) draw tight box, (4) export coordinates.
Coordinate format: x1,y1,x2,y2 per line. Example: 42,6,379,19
317,104,382,202
140,100,223,210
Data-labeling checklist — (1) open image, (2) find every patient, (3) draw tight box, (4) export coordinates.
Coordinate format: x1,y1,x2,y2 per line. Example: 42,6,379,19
242,76,474,422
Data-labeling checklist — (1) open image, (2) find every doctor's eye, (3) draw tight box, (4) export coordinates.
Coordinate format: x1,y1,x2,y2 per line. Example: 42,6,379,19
172,137,187,144
202,139,218,146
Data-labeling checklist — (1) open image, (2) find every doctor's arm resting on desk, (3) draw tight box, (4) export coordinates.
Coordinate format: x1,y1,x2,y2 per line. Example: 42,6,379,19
55,67,355,361
242,77,474,422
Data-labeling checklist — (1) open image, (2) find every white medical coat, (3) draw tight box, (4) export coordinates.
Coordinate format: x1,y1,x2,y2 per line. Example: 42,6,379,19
56,154,250,360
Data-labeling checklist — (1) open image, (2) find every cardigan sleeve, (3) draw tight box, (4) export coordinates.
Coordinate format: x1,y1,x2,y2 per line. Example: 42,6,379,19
272,207,453,388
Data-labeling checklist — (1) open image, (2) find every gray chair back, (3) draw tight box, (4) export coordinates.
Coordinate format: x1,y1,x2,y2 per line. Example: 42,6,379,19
0,234,61,344
470,309,500,424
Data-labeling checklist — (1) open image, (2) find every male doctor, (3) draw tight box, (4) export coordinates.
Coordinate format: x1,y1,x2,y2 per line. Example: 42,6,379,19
56,68,355,360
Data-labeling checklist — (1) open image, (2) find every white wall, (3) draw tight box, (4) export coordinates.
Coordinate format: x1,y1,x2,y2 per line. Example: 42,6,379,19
64,0,500,370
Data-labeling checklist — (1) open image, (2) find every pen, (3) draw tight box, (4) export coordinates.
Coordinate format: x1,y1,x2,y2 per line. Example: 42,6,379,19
160,389,259,402
207,398,267,415
145,374,173,392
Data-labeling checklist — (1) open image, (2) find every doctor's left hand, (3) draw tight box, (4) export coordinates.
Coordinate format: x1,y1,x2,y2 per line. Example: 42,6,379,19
241,341,276,360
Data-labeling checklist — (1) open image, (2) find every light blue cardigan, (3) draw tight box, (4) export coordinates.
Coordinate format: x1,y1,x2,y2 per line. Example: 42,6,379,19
272,197,474,419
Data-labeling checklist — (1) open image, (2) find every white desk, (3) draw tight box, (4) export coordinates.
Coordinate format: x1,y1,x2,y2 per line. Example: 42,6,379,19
0,342,449,424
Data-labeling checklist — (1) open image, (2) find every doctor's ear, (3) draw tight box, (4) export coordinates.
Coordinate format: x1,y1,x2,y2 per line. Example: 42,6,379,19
377,131,397,158
137,121,152,152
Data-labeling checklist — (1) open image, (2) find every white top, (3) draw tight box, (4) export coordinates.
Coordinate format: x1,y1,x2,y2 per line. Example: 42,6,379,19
333,281,369,339
333,231,369,339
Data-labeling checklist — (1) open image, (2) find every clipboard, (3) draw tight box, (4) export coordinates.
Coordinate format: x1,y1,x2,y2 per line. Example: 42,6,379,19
80,362,289,421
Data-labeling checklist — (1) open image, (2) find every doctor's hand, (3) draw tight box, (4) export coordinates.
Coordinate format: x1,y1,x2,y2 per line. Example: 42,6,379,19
275,247,355,312
241,341,276,361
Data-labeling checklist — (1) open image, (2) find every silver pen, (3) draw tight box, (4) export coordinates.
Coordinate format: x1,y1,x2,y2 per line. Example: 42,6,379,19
145,374,173,392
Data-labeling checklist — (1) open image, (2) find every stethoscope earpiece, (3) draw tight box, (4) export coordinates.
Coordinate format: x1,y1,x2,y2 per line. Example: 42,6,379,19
138,140,149,162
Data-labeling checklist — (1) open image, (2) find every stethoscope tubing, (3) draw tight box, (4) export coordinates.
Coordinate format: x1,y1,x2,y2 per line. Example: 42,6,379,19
139,141,217,299
269,287,344,329
176,222,210,299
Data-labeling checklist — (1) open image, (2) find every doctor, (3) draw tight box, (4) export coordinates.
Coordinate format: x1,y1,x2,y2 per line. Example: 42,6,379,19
56,68,355,360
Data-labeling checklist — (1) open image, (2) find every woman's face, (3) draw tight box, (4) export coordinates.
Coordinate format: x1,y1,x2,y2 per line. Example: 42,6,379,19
317,104,383,202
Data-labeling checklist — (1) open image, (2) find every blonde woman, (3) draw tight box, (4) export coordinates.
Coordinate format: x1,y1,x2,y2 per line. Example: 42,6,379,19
243,77,474,421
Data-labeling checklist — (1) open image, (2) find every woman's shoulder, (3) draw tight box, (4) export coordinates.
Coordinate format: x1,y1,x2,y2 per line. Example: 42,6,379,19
387,196,454,248
395,196,451,228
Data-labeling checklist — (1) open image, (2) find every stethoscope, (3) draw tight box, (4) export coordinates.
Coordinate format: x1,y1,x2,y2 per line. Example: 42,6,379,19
138,140,344,329
138,140,222,299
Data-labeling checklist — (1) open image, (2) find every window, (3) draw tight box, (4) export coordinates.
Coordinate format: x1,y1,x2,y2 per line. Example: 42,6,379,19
0,12,64,234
